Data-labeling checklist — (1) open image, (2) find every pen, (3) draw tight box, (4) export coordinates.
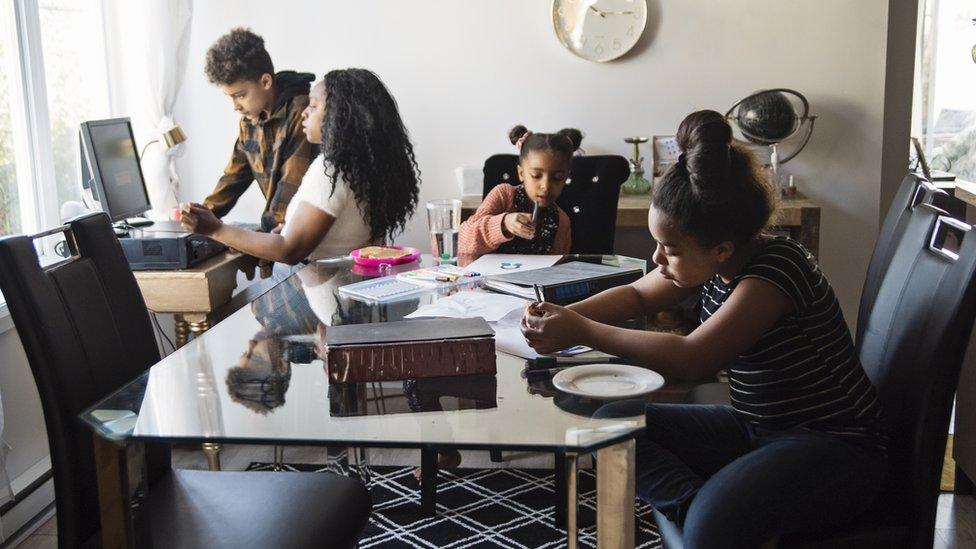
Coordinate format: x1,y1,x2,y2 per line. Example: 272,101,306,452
533,283,545,303
522,365,573,380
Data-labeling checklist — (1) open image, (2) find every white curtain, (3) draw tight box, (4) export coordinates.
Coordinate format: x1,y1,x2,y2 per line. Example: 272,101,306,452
106,0,193,218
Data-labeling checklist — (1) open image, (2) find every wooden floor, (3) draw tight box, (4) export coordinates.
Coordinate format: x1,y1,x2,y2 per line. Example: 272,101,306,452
14,445,976,548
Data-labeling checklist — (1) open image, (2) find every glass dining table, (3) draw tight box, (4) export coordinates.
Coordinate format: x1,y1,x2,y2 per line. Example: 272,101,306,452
80,254,648,549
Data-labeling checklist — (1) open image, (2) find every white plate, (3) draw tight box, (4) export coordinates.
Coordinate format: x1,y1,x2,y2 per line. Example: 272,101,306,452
552,364,665,400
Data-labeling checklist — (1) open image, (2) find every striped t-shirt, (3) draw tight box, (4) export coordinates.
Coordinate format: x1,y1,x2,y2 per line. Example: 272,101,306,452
699,236,887,450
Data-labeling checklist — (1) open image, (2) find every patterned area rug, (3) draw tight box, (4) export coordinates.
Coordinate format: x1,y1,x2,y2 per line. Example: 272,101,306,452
247,462,662,548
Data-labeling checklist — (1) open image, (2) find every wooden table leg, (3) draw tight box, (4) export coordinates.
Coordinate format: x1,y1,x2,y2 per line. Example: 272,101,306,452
187,316,211,337
565,451,578,549
201,442,221,471
174,314,189,348
597,439,636,549
93,435,152,549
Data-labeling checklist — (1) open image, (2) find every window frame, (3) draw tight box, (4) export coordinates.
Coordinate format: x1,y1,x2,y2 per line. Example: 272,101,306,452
0,0,112,328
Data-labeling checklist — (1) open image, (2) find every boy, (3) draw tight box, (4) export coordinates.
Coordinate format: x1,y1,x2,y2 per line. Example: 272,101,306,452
202,28,316,232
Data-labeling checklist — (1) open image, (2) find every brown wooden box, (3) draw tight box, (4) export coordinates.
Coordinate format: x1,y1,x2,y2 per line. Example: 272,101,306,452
325,318,497,384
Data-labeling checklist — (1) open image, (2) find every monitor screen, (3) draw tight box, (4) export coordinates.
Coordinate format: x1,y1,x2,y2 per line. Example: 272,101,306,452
81,119,150,220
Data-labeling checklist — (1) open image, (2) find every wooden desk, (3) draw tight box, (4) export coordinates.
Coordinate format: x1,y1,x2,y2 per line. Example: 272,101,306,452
133,251,257,347
461,192,822,256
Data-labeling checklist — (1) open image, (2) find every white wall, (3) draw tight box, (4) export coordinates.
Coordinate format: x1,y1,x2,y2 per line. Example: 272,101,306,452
0,327,51,541
174,0,895,321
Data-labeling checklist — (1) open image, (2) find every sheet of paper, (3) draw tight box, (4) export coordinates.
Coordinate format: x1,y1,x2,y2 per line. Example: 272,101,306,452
464,254,562,276
405,290,528,322
489,308,592,359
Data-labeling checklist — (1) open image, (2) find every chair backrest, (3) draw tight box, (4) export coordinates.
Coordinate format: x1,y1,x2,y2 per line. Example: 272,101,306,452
483,154,630,254
858,204,976,548
856,174,947,346
0,212,165,548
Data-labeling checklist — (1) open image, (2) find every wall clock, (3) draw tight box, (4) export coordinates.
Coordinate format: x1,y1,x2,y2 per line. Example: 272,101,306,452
552,0,648,62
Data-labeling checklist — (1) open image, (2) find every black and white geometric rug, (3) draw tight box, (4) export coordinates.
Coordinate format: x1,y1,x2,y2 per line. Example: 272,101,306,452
247,462,662,548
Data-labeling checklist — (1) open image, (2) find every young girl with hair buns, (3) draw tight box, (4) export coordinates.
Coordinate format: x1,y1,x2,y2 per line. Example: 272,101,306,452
458,125,582,257
522,111,887,548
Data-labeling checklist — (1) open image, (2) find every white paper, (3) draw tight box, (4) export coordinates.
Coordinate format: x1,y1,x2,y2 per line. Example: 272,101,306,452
489,308,592,359
464,254,562,276
405,291,528,322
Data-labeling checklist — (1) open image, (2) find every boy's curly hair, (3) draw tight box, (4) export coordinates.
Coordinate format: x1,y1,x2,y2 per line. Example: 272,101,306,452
204,28,274,85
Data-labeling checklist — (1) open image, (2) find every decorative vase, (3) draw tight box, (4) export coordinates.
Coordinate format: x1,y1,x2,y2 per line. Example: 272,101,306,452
622,136,652,194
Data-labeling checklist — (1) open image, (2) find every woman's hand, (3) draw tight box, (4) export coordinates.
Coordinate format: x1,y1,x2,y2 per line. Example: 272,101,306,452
503,212,536,240
520,302,591,354
180,203,222,236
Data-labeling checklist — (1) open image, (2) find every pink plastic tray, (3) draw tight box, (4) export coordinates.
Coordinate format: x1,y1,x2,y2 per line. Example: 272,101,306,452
351,245,421,267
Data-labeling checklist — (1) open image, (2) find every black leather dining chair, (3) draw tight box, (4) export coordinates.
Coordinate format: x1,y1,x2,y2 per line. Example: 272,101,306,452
856,174,948,348
483,154,630,254
654,201,976,548
0,212,371,549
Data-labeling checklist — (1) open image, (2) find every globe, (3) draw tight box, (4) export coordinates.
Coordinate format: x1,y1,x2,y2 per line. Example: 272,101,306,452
735,90,800,144
726,88,816,167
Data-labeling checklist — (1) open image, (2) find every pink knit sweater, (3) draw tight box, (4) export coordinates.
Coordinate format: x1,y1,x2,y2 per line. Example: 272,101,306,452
458,184,572,256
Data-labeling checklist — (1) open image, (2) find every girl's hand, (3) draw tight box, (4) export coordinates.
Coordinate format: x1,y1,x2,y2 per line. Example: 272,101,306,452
520,302,590,354
180,203,222,236
503,212,536,240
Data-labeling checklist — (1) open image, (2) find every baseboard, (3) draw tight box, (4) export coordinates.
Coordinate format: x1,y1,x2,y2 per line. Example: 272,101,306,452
0,457,54,544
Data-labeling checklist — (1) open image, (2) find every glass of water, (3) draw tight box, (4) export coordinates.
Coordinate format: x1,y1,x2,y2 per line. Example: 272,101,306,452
426,199,461,263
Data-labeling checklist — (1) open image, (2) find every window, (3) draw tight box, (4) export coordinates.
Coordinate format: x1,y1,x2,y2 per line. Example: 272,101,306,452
0,0,112,310
38,0,110,208
913,0,976,181
0,5,24,238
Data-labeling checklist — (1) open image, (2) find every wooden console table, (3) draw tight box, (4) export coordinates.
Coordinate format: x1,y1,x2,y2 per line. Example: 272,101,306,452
461,192,822,256
132,251,257,347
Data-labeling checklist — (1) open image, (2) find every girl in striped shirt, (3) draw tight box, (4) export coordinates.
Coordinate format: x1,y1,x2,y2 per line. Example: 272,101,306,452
521,110,887,548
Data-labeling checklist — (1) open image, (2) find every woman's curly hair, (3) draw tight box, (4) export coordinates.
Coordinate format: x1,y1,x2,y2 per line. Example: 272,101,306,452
321,69,421,242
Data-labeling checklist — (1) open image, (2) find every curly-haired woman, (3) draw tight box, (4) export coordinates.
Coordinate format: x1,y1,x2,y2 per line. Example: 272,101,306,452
182,69,422,264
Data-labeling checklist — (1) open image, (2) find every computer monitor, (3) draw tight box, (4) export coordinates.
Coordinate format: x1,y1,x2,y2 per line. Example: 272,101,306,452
79,118,151,222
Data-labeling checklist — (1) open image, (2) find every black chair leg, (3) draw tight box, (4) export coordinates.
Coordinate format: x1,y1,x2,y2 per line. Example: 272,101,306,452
421,447,438,517
553,450,567,528
956,464,975,495
490,449,504,462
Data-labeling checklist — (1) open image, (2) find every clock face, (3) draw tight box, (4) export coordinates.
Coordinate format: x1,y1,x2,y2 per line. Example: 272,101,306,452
552,0,648,62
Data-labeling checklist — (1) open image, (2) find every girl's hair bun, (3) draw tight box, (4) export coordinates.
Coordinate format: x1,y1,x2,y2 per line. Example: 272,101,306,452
509,124,529,145
556,128,583,151
676,110,733,187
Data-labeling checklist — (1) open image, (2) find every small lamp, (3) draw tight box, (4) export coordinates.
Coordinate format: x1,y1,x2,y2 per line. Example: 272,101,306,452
140,125,187,159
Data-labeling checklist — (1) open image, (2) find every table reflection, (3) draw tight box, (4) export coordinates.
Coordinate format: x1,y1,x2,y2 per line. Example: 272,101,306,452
329,374,498,418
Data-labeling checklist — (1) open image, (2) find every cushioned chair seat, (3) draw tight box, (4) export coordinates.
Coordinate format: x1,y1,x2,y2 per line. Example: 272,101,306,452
148,469,371,549
653,507,907,549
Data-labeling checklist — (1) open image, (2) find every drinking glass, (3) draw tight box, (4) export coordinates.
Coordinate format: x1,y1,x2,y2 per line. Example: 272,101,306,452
426,199,461,263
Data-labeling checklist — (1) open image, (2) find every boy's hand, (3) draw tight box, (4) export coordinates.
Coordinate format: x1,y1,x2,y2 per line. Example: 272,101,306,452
503,212,536,240
521,302,589,354
180,203,222,236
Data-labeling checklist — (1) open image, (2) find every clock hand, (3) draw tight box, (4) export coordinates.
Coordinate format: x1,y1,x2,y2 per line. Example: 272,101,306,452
603,10,635,15
588,5,607,18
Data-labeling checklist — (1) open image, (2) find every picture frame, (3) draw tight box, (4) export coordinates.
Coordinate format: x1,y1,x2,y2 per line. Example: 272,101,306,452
652,135,680,176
